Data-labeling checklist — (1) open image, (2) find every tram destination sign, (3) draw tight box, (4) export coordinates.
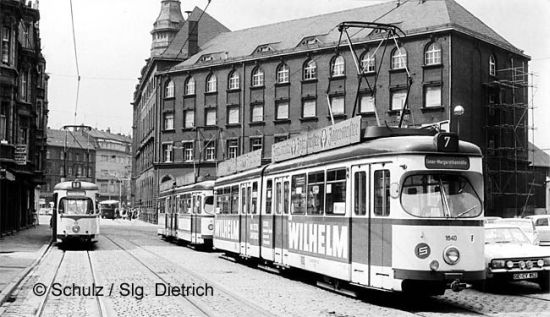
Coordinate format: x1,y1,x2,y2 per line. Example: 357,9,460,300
425,155,470,170
272,116,361,163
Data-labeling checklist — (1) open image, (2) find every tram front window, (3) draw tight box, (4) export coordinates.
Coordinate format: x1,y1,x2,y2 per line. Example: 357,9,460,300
58,198,94,215
401,174,481,218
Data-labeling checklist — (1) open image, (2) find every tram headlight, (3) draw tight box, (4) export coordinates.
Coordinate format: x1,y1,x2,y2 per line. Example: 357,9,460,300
430,260,439,271
506,260,514,269
519,261,526,269
538,259,545,267
526,260,533,269
443,246,460,265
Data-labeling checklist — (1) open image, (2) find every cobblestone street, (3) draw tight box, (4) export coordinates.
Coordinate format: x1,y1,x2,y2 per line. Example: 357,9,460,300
0,217,548,316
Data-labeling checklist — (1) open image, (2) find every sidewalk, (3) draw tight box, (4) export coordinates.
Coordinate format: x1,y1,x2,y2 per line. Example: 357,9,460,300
0,216,51,306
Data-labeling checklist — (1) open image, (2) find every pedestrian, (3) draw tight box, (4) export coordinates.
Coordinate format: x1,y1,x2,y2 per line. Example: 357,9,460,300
128,209,132,221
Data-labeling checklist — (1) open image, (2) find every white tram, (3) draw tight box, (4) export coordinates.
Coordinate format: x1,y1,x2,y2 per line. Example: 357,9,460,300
52,180,100,243
158,180,215,247
213,126,485,295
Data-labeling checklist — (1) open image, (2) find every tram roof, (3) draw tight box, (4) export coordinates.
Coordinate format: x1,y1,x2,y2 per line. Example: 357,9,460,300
53,181,99,191
166,180,215,195
265,135,481,175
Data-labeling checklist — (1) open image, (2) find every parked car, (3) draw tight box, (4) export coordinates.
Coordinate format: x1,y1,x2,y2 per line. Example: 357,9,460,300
483,224,550,291
495,218,539,245
525,215,550,246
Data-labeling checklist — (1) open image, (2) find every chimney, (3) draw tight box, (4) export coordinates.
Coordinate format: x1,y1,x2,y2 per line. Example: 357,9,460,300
106,127,111,134
187,16,199,57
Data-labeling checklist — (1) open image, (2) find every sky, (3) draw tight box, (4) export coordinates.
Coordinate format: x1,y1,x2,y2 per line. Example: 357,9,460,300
39,0,550,150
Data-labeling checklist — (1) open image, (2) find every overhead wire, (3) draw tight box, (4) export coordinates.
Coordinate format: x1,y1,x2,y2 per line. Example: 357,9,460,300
69,0,81,125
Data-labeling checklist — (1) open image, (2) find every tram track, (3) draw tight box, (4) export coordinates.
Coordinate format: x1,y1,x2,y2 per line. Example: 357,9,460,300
102,233,279,317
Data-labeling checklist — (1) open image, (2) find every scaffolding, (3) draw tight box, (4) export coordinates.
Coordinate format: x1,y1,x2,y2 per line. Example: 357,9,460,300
483,62,537,217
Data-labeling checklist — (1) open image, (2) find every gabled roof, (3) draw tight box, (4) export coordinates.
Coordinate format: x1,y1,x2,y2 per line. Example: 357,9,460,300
171,0,526,71
529,142,550,168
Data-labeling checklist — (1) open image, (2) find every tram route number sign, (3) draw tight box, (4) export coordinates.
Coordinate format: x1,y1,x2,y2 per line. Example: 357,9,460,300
272,116,361,162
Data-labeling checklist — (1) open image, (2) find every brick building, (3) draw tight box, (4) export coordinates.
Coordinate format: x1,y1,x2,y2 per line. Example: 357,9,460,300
0,0,48,235
133,0,536,220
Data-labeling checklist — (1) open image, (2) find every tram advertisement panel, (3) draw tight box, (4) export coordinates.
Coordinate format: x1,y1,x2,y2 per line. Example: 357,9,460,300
286,216,349,263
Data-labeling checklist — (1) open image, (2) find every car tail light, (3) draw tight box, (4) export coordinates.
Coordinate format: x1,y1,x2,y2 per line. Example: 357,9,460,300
443,246,460,265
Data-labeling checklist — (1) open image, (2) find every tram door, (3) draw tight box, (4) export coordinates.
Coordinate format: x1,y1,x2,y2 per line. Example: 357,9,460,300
274,177,290,265
350,165,370,285
192,194,202,244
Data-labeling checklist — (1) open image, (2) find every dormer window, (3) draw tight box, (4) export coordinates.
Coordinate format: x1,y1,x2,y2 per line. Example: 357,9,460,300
300,36,321,46
199,54,214,63
255,44,273,54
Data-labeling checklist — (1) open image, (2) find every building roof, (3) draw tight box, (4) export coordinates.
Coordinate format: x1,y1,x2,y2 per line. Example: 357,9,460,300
161,6,230,59
46,128,95,150
529,142,550,168
170,0,525,71
85,128,131,144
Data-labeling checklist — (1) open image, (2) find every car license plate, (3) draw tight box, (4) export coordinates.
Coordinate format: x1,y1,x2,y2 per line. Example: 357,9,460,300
513,272,538,280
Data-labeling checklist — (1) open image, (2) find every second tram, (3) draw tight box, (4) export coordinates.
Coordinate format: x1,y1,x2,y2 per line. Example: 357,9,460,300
158,180,215,247
52,180,100,243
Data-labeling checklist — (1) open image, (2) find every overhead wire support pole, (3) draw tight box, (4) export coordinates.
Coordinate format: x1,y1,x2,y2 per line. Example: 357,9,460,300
69,0,81,125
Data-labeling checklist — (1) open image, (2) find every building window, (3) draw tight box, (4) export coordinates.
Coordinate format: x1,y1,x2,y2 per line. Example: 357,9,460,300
330,96,345,115
227,106,240,125
0,103,7,141
163,113,174,130
489,55,496,76
183,142,194,161
88,167,92,177
204,141,216,161
226,139,239,158
424,86,442,108
1,27,11,64
302,99,316,118
184,110,195,128
303,59,317,80
205,108,217,126
275,101,289,120
251,104,263,122
59,166,64,175
360,94,375,113
68,167,73,176
206,73,217,93
20,71,28,101
361,51,375,73
391,47,407,70
185,77,195,95
162,143,173,162
424,43,441,65
250,137,263,152
165,80,174,98
331,55,345,77
391,89,407,111
251,67,264,87
228,71,240,90
46,150,51,159
276,63,289,83
77,166,82,177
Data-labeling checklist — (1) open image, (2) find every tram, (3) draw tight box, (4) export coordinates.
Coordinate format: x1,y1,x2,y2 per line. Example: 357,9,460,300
213,121,485,295
52,180,100,243
158,180,215,247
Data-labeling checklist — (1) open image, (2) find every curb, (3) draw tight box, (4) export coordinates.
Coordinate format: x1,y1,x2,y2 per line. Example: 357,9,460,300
0,241,52,307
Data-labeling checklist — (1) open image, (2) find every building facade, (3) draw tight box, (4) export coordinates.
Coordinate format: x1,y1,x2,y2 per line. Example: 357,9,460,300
133,0,537,220
85,128,132,205
0,0,48,235
41,128,95,206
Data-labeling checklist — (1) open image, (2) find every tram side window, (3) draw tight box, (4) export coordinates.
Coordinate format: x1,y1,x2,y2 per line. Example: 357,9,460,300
354,171,367,215
374,170,390,216
326,168,347,215
266,180,273,215
241,186,248,214
307,171,325,215
231,185,239,214
204,195,214,214
275,182,282,214
284,181,290,214
251,182,258,214
196,195,203,214
178,196,185,214
291,174,306,214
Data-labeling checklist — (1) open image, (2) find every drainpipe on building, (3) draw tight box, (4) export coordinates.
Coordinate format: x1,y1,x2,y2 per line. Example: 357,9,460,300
241,61,246,156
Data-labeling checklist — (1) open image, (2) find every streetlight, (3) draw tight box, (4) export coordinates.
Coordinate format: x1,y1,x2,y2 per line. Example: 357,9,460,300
109,174,130,215
453,105,465,136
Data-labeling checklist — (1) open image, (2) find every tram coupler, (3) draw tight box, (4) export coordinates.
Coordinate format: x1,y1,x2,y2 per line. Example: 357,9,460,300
449,279,467,292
